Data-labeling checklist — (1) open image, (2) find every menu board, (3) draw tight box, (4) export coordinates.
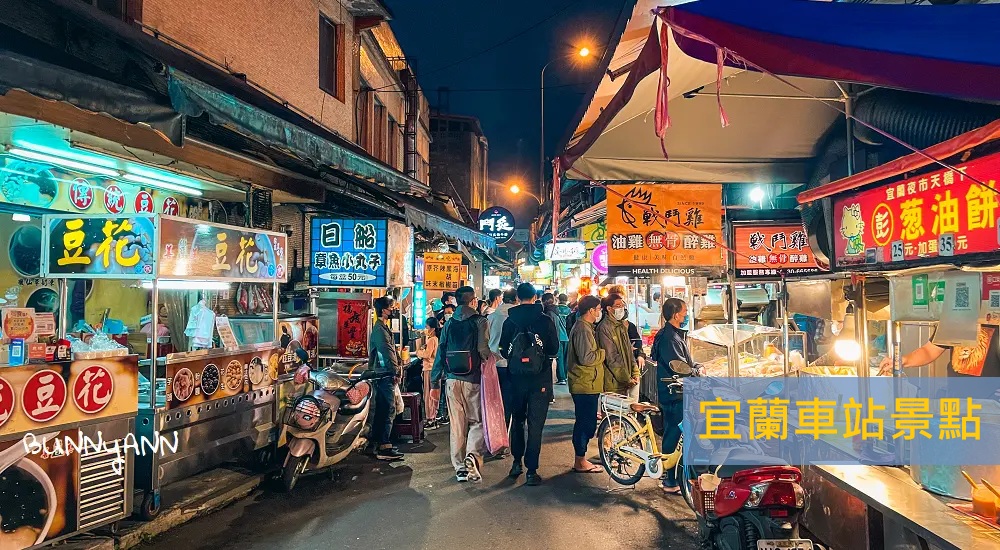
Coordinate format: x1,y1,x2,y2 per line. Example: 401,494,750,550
733,223,822,279
309,218,387,286
833,151,1000,269
605,183,724,277
164,347,280,410
158,216,288,282
41,215,157,279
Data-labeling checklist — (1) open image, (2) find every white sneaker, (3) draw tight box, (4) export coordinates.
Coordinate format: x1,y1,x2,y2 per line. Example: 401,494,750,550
464,453,482,483
456,470,469,482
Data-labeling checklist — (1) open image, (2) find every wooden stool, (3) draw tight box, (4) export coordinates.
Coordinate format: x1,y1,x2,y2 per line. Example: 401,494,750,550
392,392,423,443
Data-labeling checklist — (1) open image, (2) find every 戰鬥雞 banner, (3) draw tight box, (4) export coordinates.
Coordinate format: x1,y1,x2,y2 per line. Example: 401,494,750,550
605,183,724,277
733,223,822,279
833,151,1000,269
309,218,387,287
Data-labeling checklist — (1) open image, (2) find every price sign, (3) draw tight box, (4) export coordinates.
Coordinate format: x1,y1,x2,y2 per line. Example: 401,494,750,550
939,233,955,257
891,241,904,262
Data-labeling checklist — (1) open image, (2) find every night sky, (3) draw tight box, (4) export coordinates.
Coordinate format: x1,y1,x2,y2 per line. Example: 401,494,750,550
384,0,626,202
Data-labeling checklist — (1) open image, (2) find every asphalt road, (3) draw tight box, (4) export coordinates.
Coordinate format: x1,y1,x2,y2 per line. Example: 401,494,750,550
141,386,699,550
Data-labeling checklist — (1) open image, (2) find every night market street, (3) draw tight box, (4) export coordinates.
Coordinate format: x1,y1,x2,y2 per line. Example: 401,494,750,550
139,387,698,550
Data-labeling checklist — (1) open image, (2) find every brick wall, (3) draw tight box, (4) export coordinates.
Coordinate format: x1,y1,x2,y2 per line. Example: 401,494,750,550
142,0,356,139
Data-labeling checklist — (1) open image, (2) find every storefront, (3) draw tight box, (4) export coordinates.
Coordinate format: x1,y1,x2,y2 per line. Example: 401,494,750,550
795,123,1000,549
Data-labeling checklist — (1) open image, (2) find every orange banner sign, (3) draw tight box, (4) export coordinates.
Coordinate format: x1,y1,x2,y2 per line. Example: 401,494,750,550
605,184,724,277
733,223,822,279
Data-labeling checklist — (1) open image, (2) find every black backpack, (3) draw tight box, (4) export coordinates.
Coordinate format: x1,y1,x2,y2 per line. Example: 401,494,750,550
507,324,547,377
444,315,482,376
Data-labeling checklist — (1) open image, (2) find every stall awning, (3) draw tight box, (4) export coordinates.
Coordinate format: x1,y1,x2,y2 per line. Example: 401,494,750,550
561,0,1000,184
404,202,497,253
168,69,428,198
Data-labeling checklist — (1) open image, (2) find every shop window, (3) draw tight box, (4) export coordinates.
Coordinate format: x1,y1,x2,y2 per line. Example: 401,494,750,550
79,0,142,23
387,119,399,169
373,104,386,161
319,15,345,101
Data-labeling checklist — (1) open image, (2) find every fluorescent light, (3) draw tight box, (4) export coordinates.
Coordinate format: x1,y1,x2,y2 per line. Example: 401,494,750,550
12,214,30,222
14,141,118,169
749,186,765,203
122,173,203,197
141,280,230,290
7,147,119,178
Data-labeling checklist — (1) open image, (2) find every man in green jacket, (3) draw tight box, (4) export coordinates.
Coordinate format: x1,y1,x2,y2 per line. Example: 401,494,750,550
566,295,606,473
597,293,641,398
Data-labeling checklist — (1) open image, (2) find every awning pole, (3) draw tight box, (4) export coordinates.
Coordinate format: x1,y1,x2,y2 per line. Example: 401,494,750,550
844,88,856,176
729,274,739,379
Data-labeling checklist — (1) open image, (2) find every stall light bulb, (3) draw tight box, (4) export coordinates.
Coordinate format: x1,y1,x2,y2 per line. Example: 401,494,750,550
12,214,30,222
749,186,765,203
834,339,862,362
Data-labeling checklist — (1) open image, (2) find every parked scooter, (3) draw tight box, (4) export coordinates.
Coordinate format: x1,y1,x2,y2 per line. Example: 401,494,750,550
672,361,820,550
279,353,378,491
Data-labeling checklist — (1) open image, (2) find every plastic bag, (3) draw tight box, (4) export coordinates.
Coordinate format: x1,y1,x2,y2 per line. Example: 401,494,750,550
393,383,405,418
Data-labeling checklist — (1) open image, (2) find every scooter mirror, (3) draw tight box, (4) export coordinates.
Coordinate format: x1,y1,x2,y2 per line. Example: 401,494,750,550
765,380,785,396
293,365,311,384
669,360,693,375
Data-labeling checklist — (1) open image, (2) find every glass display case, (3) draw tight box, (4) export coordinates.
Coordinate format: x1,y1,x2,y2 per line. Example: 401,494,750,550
691,323,806,378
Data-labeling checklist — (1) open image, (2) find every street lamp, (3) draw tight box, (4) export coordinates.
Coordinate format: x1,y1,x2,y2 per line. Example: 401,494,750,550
540,45,594,201
509,183,543,207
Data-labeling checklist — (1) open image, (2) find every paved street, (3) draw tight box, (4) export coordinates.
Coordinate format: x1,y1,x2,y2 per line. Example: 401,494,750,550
141,387,698,550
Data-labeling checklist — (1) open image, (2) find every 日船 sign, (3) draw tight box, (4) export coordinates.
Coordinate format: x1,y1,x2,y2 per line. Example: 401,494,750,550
833,151,1000,270
605,183,724,277
477,206,515,244
309,218,387,286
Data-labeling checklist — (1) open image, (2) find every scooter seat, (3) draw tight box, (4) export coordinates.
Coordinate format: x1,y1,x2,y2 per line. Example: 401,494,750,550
714,450,789,480
630,402,660,413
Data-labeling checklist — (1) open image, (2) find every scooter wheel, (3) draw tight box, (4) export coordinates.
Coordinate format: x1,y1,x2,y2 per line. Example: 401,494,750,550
282,455,308,492
139,491,160,520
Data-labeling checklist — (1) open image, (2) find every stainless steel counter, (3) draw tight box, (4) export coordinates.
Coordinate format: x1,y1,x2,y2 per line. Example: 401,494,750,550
815,464,1000,550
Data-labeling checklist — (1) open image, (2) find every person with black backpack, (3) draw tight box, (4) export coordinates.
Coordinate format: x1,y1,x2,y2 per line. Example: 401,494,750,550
432,286,493,482
499,283,560,486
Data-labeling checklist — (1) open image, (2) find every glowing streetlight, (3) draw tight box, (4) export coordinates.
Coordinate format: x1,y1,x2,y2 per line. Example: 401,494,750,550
510,184,521,195
578,47,590,57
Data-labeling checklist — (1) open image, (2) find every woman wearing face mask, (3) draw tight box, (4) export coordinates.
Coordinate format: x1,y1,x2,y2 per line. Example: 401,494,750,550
596,293,640,398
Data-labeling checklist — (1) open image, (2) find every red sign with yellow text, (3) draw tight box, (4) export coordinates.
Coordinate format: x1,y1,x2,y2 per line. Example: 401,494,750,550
733,224,821,278
833,152,1000,269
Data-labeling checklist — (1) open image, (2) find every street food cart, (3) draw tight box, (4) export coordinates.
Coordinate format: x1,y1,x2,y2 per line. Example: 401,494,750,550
796,128,1000,549
40,213,289,519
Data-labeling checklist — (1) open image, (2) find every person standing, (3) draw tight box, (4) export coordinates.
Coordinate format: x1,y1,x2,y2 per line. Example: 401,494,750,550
417,317,441,430
486,288,503,316
433,286,492,482
566,295,605,473
597,294,640,398
651,298,698,494
368,296,404,461
499,283,560,485
543,293,570,385
488,288,517,426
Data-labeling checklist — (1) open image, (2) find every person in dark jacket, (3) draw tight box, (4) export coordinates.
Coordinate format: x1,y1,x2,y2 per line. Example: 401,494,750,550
542,293,570,386
651,297,699,493
499,283,560,486
433,286,493,482
368,296,404,461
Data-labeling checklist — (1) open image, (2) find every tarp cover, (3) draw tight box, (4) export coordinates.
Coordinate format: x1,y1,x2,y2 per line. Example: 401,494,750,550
0,49,183,145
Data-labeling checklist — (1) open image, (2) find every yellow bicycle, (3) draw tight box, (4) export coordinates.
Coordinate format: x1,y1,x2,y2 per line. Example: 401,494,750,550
598,360,692,485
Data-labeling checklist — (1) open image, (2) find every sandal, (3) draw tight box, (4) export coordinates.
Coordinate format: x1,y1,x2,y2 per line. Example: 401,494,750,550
573,465,603,474
661,486,681,495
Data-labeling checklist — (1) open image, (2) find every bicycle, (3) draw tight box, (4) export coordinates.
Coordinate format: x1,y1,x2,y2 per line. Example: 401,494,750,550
597,360,692,486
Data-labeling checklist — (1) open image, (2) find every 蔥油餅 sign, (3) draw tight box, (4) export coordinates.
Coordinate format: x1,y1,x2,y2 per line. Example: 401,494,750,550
833,151,1000,270
310,219,387,286
605,183,724,277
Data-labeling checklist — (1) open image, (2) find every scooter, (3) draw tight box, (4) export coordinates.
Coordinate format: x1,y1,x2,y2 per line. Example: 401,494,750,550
279,362,377,491
672,361,821,550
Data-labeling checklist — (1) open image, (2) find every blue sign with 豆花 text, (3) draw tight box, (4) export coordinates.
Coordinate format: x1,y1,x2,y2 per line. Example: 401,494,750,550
309,218,387,287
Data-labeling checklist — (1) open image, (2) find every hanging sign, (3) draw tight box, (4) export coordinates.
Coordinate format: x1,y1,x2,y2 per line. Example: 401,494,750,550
544,241,587,261
158,216,287,282
582,221,606,243
832,151,1000,269
733,223,822,279
41,214,157,279
591,242,609,275
478,207,515,244
423,253,463,291
309,218,387,287
606,183,724,277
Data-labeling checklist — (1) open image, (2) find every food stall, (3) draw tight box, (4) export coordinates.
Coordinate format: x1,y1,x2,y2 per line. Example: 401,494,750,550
795,126,1000,549
40,213,289,519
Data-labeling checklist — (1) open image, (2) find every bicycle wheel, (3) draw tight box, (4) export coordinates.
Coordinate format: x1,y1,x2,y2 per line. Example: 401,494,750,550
677,454,696,512
598,415,647,486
